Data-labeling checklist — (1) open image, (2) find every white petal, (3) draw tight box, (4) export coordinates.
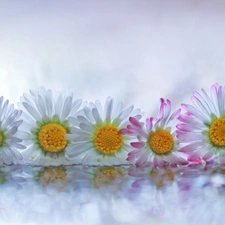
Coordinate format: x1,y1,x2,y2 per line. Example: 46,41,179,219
104,97,113,123
22,102,41,121
112,101,123,119
61,96,72,120
79,123,95,133
66,142,93,157
92,108,103,125
37,94,47,117
83,106,94,123
71,99,82,116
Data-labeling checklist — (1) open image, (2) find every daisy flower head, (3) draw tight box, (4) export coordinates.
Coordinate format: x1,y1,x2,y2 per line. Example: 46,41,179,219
177,83,225,165
0,96,25,165
122,98,187,167
19,87,83,166
66,96,143,166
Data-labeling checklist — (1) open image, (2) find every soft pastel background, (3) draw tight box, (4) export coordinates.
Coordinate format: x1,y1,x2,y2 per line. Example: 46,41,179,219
0,1,225,224
1,0,225,115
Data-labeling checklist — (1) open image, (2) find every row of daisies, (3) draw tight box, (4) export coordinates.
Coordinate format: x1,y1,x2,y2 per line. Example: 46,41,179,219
1,83,224,167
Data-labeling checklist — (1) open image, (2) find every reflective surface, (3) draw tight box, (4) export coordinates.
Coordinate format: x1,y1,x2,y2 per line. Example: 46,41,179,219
0,164,224,225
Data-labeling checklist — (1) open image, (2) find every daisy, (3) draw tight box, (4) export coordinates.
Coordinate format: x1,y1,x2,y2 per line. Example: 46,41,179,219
121,98,187,167
66,96,142,166
18,87,83,166
177,83,225,165
0,96,25,165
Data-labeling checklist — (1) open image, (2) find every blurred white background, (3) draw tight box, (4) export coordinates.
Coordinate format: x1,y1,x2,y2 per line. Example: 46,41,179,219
0,0,225,116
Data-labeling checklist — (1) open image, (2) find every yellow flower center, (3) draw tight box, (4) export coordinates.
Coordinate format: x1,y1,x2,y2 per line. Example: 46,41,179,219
209,118,225,146
149,129,174,154
94,125,123,154
38,123,68,152
94,168,122,188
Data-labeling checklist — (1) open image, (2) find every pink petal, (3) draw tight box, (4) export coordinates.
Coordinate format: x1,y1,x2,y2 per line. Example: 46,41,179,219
212,83,220,89
153,157,165,167
158,98,165,118
202,151,214,162
131,142,145,148
146,117,153,130
131,178,145,188
176,124,199,132
177,115,204,128
166,99,172,108
178,114,193,123
191,95,211,116
163,99,172,119
175,157,188,165
181,104,206,121
177,132,204,142
128,149,142,157
169,108,181,120
178,142,202,153
136,154,148,167
164,152,187,165
129,117,142,128
119,128,133,135
126,155,135,162
188,154,201,164
220,156,225,166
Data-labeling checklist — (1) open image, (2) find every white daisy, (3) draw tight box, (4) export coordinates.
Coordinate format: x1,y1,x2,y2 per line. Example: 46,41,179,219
177,83,225,165
121,98,187,167
0,96,24,165
66,96,142,166
18,87,83,166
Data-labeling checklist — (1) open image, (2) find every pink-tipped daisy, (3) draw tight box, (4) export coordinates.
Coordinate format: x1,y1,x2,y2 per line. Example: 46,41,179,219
177,83,225,165
0,97,25,165
18,87,83,166
66,96,142,166
121,98,187,167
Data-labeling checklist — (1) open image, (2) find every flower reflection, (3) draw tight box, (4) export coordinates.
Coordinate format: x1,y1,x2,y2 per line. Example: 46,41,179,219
1,165,225,224
0,169,7,184
0,165,25,188
37,167,67,191
177,165,205,196
175,164,225,224
22,166,69,193
129,166,178,189
93,167,123,189
151,167,175,189
67,166,129,198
